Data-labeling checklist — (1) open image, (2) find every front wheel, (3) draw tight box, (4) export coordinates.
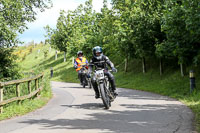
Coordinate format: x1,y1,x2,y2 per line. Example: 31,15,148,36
82,74,87,88
88,79,92,89
99,83,110,109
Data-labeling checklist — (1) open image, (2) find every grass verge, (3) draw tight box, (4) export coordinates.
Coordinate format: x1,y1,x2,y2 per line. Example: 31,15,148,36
0,74,52,121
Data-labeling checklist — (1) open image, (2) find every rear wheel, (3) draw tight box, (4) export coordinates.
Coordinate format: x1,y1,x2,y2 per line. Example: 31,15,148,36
99,83,110,109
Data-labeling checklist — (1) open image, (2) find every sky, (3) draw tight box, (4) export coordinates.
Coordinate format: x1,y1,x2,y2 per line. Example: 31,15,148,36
18,0,111,44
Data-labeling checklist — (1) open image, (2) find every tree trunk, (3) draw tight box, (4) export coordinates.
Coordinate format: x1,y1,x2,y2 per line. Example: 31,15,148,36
55,50,57,60
160,58,163,76
142,57,146,73
64,51,66,62
180,63,184,77
124,57,128,72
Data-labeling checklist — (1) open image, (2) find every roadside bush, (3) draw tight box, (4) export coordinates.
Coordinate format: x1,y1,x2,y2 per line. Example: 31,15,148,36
0,48,21,80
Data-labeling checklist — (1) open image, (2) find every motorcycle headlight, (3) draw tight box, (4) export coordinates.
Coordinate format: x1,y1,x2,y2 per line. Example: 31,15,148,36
96,73,101,78
96,72,104,78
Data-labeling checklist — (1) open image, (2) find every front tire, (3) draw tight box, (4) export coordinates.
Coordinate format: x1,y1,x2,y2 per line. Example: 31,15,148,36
82,74,87,88
88,79,92,89
99,83,110,109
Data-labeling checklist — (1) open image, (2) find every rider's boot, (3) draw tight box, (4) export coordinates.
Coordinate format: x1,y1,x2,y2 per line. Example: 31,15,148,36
93,84,100,98
110,79,118,96
91,78,100,98
85,79,88,86
94,86,100,98
113,89,118,96
95,92,100,99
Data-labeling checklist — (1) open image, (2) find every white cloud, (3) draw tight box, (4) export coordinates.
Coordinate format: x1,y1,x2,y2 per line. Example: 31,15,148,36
19,0,112,44
25,0,82,30
93,0,112,12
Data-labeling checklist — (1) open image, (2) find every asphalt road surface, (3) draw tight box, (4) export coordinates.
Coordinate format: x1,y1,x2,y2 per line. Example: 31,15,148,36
0,81,195,133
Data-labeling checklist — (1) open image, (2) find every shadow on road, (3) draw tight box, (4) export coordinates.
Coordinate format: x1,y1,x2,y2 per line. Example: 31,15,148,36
61,103,104,110
17,85,193,133
118,89,177,101
19,103,188,133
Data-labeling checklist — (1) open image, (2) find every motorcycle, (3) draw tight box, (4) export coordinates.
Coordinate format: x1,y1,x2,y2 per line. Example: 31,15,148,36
79,65,92,88
91,62,116,109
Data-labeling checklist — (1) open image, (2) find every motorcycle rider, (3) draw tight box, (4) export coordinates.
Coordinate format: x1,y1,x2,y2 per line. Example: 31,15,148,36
89,46,118,99
74,51,89,85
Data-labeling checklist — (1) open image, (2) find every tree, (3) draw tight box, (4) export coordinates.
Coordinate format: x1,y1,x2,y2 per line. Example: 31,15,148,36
160,0,200,76
112,0,165,73
112,0,135,72
0,0,52,47
45,10,70,62
45,0,200,77
45,0,96,58
0,0,52,79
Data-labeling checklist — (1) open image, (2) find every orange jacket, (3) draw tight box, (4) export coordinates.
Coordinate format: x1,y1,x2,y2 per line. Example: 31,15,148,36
75,57,88,71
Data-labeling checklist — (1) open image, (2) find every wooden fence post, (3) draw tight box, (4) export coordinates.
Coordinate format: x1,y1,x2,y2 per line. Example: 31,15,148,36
28,81,31,93
16,83,21,104
35,79,39,97
38,77,40,87
35,79,38,90
38,76,43,96
0,83,3,113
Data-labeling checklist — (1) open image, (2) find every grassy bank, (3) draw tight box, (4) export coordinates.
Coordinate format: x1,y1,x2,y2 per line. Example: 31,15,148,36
0,44,53,121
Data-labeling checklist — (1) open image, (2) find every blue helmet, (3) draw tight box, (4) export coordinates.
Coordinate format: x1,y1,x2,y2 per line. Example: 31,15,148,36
92,46,103,60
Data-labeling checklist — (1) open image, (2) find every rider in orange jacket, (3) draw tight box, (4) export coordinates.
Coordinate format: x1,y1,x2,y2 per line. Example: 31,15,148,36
74,51,88,84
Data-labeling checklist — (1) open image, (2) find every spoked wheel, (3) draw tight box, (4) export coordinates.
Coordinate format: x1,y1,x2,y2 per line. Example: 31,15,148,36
87,78,92,89
88,81,92,89
99,83,110,109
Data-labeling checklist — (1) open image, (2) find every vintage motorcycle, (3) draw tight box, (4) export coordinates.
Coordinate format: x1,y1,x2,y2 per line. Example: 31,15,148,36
79,65,92,88
91,62,116,109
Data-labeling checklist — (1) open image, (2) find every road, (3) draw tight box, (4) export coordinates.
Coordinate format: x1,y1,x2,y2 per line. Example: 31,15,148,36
0,81,194,133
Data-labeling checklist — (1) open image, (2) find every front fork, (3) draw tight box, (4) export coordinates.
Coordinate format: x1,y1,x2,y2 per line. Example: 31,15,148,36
98,78,115,100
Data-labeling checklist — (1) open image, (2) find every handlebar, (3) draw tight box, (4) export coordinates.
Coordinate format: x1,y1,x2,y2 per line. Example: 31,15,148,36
75,65,88,70
89,61,106,66
94,68,116,73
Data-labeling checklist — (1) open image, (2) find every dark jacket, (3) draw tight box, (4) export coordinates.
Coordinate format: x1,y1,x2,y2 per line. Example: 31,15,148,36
89,55,114,72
